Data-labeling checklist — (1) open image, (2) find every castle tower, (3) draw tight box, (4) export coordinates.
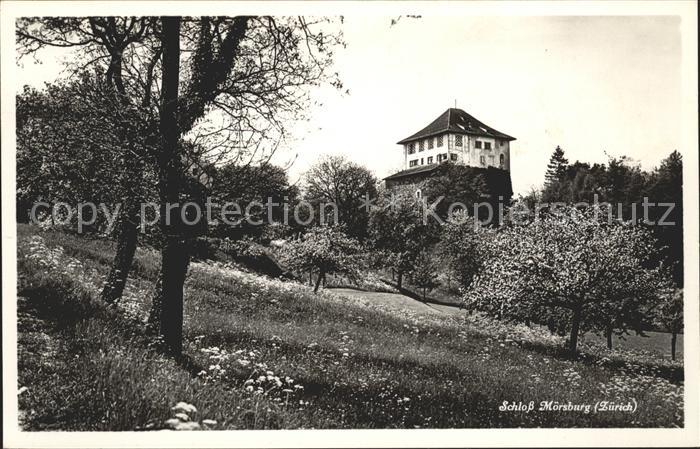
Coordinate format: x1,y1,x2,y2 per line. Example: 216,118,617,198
390,108,515,177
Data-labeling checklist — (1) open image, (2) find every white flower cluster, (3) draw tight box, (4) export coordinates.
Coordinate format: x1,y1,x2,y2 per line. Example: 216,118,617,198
164,402,217,430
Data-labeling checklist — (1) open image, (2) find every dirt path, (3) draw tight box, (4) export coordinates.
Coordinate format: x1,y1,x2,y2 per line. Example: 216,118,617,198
328,288,464,317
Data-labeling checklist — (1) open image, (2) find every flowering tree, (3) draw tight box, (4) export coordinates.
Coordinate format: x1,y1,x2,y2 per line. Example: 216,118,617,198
279,226,362,293
651,287,684,360
465,205,664,354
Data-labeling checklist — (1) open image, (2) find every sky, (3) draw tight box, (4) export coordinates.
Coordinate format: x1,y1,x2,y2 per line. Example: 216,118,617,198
16,15,682,195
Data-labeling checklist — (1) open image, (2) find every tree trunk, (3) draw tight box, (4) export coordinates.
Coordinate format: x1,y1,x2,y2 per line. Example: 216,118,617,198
158,236,190,355
100,205,139,304
99,38,143,305
313,269,325,293
569,307,583,354
671,332,677,361
155,16,186,356
397,271,403,289
606,325,613,350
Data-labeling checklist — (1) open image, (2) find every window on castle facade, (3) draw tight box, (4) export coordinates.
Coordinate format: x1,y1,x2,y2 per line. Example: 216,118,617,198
437,135,444,147
427,156,433,164
408,143,415,154
455,135,463,147
451,154,458,161
480,155,485,166
419,140,425,151
409,159,418,167
485,142,492,150
499,154,505,166
475,140,482,149
488,155,495,166
428,138,434,149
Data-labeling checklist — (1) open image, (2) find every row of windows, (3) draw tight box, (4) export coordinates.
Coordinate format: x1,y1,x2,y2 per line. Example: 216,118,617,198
407,135,445,154
409,152,505,168
408,135,507,154
409,153,458,167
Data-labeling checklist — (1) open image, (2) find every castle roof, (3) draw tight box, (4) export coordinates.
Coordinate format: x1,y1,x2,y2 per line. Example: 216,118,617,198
396,108,515,145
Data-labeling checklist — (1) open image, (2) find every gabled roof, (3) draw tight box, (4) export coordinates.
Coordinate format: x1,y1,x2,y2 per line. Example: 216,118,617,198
397,108,515,144
383,163,440,181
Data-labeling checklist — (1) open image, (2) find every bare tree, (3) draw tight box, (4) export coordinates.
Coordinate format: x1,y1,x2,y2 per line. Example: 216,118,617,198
303,155,377,240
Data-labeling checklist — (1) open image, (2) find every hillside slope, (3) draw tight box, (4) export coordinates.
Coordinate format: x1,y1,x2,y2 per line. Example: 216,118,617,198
16,225,683,429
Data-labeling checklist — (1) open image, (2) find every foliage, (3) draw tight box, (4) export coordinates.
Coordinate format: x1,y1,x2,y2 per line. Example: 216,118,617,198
303,155,378,240
543,145,569,188
278,226,363,293
651,287,684,360
652,288,684,334
368,188,438,288
465,205,665,353
408,251,440,301
438,213,492,291
539,149,683,285
16,77,157,229
422,163,513,220
647,151,683,285
208,163,299,239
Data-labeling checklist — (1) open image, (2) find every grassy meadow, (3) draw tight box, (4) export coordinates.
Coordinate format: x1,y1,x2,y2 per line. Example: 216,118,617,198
16,224,683,429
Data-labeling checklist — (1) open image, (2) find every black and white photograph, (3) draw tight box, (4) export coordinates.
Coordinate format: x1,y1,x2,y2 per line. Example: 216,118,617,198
2,1,699,447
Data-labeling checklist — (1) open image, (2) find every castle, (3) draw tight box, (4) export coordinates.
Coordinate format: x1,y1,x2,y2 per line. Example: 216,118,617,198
384,108,515,189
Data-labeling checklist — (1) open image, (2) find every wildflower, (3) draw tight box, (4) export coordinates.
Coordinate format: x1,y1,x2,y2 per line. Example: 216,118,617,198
174,412,190,422
172,421,201,431
172,402,197,414
165,418,181,429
